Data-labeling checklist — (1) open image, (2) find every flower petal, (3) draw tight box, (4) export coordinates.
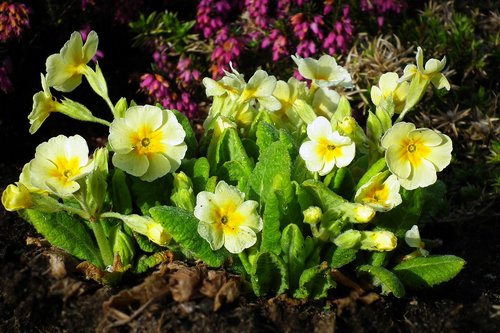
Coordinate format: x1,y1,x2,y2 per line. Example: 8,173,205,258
82,31,98,63
381,122,415,149
235,200,262,231
400,157,437,190
299,141,323,172
307,116,332,142
194,191,217,223
140,153,171,182
223,226,257,254
334,142,355,168
112,152,149,177
385,144,411,179
198,221,224,251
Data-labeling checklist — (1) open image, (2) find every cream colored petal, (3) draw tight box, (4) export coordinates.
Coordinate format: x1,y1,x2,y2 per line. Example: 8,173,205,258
416,47,424,72
430,73,450,90
250,70,277,97
214,181,244,207
400,65,417,82
381,122,415,149
197,221,224,251
330,131,352,146
370,86,382,106
112,152,149,177
379,72,398,92
334,142,356,168
410,128,443,147
140,153,171,182
164,143,187,171
307,116,332,142
160,114,186,145
82,31,98,63
203,78,225,97
258,96,281,111
108,118,134,153
297,57,318,80
65,135,89,162
234,200,262,231
424,57,446,74
385,145,411,179
126,105,163,131
424,135,452,171
299,141,323,172
45,54,72,88
60,31,83,64
319,157,336,176
45,177,80,197
56,74,82,93
272,80,290,102
405,225,422,248
223,226,257,254
194,191,217,223
318,54,338,69
402,158,437,190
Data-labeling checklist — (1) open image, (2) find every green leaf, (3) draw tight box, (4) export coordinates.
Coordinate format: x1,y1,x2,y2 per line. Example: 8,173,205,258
21,210,103,268
256,121,279,155
149,206,227,267
367,111,383,141
171,109,197,158
292,157,314,184
358,265,405,298
111,169,133,214
331,247,358,268
393,255,465,288
260,191,282,255
301,179,346,213
134,251,172,273
180,157,210,194
355,158,387,191
251,252,289,296
280,224,306,291
220,160,251,190
293,264,336,300
130,176,170,215
249,141,293,206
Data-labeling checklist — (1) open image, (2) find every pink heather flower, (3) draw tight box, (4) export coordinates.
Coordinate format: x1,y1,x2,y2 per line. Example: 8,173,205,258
245,0,269,29
210,30,243,78
0,56,13,93
360,0,404,27
262,29,288,61
196,0,233,39
0,2,30,42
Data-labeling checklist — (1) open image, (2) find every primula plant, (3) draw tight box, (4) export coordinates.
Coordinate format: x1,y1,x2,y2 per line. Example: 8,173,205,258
2,31,464,298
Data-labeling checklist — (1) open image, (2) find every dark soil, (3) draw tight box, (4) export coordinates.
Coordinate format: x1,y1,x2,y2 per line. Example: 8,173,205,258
1,154,500,332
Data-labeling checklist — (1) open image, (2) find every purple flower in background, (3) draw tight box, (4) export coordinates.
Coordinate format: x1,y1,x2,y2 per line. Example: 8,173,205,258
0,2,30,42
361,0,404,27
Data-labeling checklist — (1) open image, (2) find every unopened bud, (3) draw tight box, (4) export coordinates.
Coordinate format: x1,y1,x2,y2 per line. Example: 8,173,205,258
360,230,397,251
334,229,362,249
303,206,323,225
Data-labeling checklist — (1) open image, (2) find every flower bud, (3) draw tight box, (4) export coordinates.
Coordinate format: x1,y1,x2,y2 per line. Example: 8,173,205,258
170,171,195,211
353,205,376,223
120,214,171,246
85,147,109,215
303,206,322,225
334,229,361,249
2,183,32,211
360,230,397,251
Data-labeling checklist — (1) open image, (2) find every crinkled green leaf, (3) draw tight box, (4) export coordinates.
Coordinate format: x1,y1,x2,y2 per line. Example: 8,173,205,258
280,223,306,291
181,157,210,194
331,247,358,268
149,206,227,267
134,251,172,273
220,160,250,190
358,265,405,298
249,141,293,206
301,179,346,214
251,251,289,296
130,176,170,215
217,128,254,175
111,169,132,214
256,121,279,155
293,264,336,300
393,255,465,288
260,191,282,255
367,110,383,141
21,210,103,268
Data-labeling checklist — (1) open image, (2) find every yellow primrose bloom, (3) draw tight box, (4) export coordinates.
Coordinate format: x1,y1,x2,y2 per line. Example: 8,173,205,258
239,69,281,111
2,183,32,211
28,74,60,134
46,30,98,92
29,135,94,197
292,54,352,88
312,87,340,118
370,72,409,114
405,225,429,256
299,116,356,176
354,172,402,212
400,47,450,90
202,63,245,100
194,181,262,254
109,105,187,182
361,230,397,251
270,77,308,126
381,122,452,190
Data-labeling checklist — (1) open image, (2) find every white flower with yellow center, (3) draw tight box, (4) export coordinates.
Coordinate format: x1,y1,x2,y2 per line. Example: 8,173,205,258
400,47,450,90
292,54,352,88
29,135,94,197
194,181,262,254
354,172,402,212
46,30,98,92
239,69,281,111
109,105,187,182
370,72,409,114
299,116,356,176
381,122,452,190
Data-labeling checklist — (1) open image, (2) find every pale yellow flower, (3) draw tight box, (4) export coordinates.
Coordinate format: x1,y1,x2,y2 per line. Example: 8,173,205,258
194,181,262,254
292,54,352,88
312,87,340,118
239,69,281,111
109,105,187,182
381,122,452,190
400,47,450,90
299,116,356,176
46,30,98,92
2,183,32,211
405,225,429,256
354,172,402,212
28,74,59,134
29,135,94,197
370,72,409,114
202,63,245,100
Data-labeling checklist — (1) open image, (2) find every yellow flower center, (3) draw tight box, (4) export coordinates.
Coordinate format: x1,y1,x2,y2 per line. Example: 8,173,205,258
363,184,390,204
215,202,244,236
50,156,81,186
131,125,166,156
401,138,430,167
317,138,341,162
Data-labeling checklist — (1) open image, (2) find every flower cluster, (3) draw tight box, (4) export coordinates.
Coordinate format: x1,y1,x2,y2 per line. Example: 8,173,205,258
0,2,30,42
3,30,463,298
360,0,404,27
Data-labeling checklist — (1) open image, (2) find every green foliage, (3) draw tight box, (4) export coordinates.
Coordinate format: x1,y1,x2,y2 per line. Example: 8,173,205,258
250,252,289,296
358,265,405,298
294,264,336,300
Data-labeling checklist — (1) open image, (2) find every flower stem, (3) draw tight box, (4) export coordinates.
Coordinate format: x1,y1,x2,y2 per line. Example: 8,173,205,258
90,220,114,268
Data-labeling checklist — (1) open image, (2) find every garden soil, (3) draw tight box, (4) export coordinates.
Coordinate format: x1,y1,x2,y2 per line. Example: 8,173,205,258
1,121,499,333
